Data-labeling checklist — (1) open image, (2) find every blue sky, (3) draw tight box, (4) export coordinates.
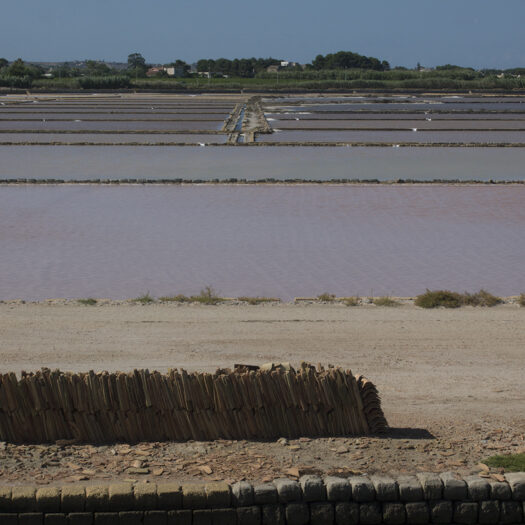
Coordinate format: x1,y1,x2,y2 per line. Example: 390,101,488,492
1,0,524,68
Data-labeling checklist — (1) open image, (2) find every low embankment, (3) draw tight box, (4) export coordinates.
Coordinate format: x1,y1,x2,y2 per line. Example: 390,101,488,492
0,365,387,444
0,473,523,523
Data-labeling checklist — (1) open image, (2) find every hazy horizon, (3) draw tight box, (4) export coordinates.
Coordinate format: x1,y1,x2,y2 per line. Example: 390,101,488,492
0,0,524,70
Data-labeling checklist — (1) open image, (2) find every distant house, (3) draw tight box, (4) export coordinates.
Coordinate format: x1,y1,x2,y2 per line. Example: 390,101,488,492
266,65,279,73
146,66,186,78
146,67,164,77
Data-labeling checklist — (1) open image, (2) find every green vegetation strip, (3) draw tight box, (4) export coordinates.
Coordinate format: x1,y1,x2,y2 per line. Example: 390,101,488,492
484,454,525,472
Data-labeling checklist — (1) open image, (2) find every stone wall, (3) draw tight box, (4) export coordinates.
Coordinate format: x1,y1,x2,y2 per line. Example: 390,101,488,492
0,472,524,523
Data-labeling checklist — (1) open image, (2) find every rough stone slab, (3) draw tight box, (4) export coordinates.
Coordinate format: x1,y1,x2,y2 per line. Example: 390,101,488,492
0,514,17,525
428,500,452,524
359,501,382,525
12,486,37,512
85,487,109,512
144,510,168,525
182,484,207,509
310,502,335,525
237,506,261,525
500,500,523,524
61,486,85,513
93,512,119,525
212,508,237,525
299,476,325,502
261,503,284,525
157,484,182,510
44,514,67,525
285,502,309,525
464,475,490,501
107,484,133,512
18,513,43,525
36,487,61,512
397,477,423,503
371,476,398,502
405,502,429,524
66,512,93,525
489,480,511,500
349,476,375,502
0,487,13,511
453,502,478,525
478,500,499,524
134,483,157,510
118,511,143,525
193,509,212,525
167,509,192,525
206,482,231,508
335,502,359,525
382,502,405,524
254,484,278,505
325,477,351,502
440,472,467,501
272,479,301,503
232,482,254,507
415,473,442,500
505,472,525,500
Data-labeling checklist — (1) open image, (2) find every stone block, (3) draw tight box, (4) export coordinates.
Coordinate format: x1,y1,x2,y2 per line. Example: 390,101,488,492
19,513,43,525
371,476,398,502
415,473,442,500
66,512,93,525
144,510,168,525
349,476,375,502
44,514,67,525
428,500,452,524
500,500,523,524
254,484,278,505
299,476,325,502
232,482,254,507
236,506,261,525
272,479,300,504
157,484,182,510
453,502,478,525
310,502,334,525
397,477,423,503
167,509,192,525
335,502,359,525
118,511,143,525
477,500,499,524
12,486,37,512
359,502,382,525
0,514,17,525
134,483,157,510
382,502,405,524
107,484,133,512
440,472,467,501
193,509,212,525
261,504,284,525
85,486,109,512
285,502,309,525
464,476,490,501
489,480,511,500
505,472,525,500
325,477,351,502
36,487,61,512
405,502,429,524
211,508,237,525
0,487,13,511
182,484,207,509
205,482,231,508
93,513,119,525
62,487,86,513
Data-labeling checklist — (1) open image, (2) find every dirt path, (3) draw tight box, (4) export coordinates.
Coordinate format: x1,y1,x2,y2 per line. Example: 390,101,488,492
0,302,523,485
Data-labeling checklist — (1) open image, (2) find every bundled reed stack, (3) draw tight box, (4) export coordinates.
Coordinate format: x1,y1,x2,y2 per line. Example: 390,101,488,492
0,363,387,444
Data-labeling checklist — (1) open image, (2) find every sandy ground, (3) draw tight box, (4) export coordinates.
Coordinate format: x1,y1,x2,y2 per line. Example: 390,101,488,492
0,302,524,485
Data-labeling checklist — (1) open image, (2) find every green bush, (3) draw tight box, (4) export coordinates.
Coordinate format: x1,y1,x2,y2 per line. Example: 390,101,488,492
190,286,222,305
484,453,525,472
159,294,190,303
77,298,97,306
373,296,399,307
415,290,463,308
343,296,360,306
462,289,502,307
78,75,131,89
133,292,155,304
519,293,525,307
317,292,336,303
238,296,280,305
